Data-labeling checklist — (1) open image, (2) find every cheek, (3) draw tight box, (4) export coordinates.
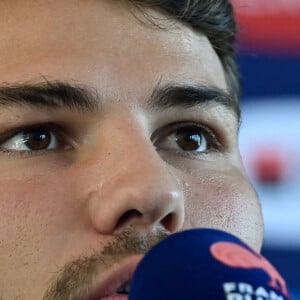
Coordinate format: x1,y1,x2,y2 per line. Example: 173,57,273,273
0,173,85,298
182,171,263,252
0,175,81,268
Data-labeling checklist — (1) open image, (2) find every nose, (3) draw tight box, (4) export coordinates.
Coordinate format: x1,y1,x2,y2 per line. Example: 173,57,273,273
84,119,185,235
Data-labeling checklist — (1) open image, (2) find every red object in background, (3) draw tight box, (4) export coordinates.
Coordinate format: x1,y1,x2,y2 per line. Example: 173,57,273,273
251,147,290,184
231,0,300,54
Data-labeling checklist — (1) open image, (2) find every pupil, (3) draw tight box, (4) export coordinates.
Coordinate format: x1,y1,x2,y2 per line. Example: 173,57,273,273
176,128,201,151
24,128,51,150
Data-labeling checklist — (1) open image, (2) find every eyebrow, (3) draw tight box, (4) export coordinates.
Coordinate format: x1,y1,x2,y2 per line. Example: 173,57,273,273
148,81,240,120
0,80,99,112
0,80,240,120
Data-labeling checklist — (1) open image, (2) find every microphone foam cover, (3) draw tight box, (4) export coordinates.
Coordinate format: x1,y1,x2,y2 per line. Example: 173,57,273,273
129,228,291,300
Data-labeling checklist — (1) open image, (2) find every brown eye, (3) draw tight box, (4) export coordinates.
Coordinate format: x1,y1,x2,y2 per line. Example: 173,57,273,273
175,127,204,151
0,125,68,153
154,124,209,153
23,127,52,151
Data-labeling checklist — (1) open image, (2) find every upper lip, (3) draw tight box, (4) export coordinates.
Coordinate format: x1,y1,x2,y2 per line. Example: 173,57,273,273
86,254,143,300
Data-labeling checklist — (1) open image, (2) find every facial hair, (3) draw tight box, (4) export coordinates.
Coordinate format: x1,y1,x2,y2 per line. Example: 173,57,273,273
43,228,169,300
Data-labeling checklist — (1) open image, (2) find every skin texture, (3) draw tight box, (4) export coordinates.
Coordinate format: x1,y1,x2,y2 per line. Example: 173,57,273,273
0,0,263,299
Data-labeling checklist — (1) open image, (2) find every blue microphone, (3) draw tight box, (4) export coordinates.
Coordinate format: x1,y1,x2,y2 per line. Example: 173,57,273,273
129,228,291,300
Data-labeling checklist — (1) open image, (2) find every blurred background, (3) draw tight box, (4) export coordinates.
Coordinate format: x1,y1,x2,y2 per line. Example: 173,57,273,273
231,0,300,297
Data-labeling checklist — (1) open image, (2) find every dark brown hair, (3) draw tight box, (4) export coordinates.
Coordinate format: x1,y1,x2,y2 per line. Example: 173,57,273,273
129,0,239,103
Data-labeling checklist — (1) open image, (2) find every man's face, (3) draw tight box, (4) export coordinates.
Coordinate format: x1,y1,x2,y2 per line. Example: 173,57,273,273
0,0,263,299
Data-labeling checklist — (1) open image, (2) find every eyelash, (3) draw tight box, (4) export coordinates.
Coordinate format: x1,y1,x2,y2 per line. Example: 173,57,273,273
152,122,222,155
0,123,73,157
0,121,222,158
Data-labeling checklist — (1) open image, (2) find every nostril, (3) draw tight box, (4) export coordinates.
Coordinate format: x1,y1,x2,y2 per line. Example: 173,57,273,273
116,209,143,229
161,213,176,232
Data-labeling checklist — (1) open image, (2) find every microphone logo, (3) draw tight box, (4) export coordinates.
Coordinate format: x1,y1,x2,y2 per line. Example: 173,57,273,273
210,241,290,300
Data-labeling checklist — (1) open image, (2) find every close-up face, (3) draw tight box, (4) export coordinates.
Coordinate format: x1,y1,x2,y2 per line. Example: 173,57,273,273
0,0,263,299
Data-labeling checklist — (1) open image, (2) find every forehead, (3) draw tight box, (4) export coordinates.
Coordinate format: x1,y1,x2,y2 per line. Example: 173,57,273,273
0,0,227,97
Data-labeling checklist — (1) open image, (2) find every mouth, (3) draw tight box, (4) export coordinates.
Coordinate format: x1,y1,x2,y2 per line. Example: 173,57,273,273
87,255,143,300
116,280,131,295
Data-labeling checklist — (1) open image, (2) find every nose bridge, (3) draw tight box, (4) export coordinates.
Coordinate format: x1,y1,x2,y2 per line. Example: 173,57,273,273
96,109,175,186
85,114,185,234
100,112,161,176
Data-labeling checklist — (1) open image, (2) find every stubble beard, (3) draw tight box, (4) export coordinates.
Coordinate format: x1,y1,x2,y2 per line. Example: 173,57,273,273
43,227,169,300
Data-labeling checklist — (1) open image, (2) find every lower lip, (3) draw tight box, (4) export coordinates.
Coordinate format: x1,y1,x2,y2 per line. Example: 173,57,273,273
91,255,143,300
